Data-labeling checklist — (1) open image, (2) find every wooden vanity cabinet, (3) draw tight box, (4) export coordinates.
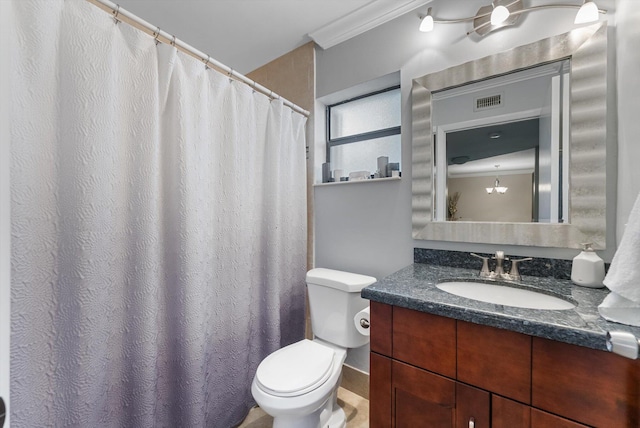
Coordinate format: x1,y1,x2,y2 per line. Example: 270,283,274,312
370,302,640,427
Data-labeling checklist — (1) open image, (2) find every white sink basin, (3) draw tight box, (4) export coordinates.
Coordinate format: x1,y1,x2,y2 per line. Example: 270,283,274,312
436,281,575,310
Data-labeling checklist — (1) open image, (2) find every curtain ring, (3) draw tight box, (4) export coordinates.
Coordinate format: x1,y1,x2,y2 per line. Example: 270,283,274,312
204,55,211,70
170,34,177,47
228,68,234,83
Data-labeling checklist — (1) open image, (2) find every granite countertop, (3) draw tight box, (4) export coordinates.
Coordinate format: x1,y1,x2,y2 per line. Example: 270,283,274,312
361,263,640,352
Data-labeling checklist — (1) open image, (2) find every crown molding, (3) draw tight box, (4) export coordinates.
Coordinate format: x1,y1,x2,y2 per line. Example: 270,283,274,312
309,0,433,49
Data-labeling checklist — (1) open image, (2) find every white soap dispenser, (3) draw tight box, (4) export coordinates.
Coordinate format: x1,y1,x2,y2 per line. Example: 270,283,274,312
571,243,605,288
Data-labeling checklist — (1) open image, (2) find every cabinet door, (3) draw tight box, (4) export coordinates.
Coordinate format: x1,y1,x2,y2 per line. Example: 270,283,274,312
531,408,589,428
492,395,589,428
392,360,456,427
492,395,531,428
370,352,392,428
455,383,490,428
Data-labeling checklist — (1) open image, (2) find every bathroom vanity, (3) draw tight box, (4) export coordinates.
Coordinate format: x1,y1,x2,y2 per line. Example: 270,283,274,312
362,263,640,427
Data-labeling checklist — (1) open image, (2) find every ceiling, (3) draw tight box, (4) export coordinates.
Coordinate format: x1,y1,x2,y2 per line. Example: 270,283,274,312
114,0,432,74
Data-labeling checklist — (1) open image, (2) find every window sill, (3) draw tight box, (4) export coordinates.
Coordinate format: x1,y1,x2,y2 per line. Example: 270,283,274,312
314,176,401,187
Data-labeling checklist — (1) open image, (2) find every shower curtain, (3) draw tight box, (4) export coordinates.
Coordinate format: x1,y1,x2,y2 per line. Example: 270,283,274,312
9,1,307,426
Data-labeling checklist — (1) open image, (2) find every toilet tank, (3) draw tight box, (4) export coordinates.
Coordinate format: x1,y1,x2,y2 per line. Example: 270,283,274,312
306,268,376,349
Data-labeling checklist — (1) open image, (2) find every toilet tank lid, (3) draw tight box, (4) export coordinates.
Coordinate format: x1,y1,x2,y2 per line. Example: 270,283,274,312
306,268,376,292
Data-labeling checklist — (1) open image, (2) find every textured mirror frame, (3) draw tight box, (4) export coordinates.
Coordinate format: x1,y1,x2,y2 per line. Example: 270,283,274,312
411,23,608,249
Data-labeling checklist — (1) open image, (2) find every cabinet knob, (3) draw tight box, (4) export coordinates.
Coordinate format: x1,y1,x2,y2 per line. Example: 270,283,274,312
469,416,475,428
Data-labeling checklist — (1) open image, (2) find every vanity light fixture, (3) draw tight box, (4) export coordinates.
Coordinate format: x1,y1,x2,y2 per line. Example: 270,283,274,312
486,165,508,194
490,2,511,25
418,0,605,37
574,0,599,24
419,7,434,32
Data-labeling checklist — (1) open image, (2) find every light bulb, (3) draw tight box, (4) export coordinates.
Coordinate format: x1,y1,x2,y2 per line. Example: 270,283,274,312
419,8,434,32
490,4,510,25
575,1,599,24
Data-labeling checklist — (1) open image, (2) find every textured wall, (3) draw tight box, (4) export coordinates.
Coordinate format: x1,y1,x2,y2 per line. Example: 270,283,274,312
248,43,316,338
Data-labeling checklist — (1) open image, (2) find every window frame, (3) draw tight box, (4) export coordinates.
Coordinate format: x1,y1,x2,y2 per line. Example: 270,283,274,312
325,85,401,163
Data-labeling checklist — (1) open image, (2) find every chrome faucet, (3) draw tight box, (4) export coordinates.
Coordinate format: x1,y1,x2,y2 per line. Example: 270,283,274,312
471,252,532,281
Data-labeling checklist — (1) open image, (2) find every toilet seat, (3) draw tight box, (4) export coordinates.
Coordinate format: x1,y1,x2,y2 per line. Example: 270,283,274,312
255,339,335,397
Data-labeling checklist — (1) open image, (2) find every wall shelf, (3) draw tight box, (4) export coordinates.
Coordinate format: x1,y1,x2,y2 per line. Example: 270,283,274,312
314,176,401,187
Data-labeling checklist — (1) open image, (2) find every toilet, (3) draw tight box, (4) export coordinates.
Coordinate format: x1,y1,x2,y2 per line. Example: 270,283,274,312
251,268,376,428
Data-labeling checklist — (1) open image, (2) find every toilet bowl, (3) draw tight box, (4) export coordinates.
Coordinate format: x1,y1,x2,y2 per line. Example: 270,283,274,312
251,268,376,428
251,339,347,428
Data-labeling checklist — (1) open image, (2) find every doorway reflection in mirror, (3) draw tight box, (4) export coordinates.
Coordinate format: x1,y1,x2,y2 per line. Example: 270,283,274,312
432,60,570,224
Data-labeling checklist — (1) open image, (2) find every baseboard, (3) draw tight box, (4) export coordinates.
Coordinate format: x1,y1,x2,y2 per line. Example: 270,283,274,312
340,364,369,400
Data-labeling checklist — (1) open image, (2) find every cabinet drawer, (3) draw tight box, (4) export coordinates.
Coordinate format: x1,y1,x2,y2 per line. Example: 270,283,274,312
370,301,392,356
457,321,532,404
393,307,456,378
532,337,640,427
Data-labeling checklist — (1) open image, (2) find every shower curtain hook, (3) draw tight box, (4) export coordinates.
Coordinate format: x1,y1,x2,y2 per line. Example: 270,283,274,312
204,55,211,70
170,34,177,47
113,4,121,24
153,27,161,45
228,68,234,83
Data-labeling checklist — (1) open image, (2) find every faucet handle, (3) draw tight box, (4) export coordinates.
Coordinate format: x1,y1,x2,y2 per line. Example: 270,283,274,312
470,253,493,278
508,257,533,280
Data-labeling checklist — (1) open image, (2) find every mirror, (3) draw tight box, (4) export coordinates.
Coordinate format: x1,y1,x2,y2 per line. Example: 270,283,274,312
412,23,608,248
433,60,570,224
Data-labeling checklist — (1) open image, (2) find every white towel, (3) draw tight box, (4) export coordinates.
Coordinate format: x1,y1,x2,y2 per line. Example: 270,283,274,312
603,191,640,302
598,292,640,327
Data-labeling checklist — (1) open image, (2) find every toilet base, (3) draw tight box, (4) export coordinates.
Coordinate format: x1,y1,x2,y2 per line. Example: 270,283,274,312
272,388,346,428
326,406,346,428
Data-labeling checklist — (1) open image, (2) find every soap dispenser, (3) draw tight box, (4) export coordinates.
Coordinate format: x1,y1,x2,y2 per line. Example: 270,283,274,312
571,243,605,288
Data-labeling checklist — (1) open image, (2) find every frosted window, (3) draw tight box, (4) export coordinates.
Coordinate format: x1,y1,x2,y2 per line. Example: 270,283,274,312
330,134,401,176
330,88,401,139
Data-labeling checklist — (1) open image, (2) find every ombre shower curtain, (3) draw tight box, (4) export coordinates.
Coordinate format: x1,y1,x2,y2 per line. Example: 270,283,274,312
9,0,307,426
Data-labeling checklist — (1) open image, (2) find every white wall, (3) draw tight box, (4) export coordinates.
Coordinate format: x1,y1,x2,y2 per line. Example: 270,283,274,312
0,1,11,424
313,1,627,372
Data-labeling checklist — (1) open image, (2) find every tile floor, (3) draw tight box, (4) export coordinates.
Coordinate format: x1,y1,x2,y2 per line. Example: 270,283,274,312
237,387,369,428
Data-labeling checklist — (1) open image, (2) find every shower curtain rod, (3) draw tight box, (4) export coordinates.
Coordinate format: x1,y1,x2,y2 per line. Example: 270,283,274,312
86,0,310,117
